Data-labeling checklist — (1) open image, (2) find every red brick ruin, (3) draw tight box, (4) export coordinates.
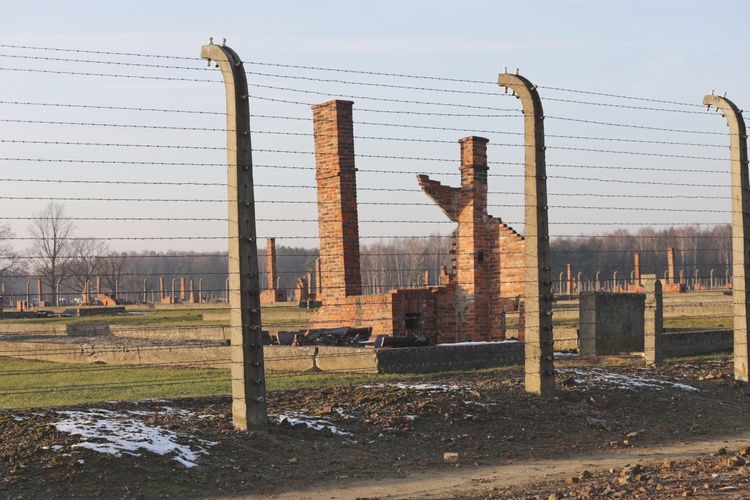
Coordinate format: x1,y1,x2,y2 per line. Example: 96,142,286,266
308,100,525,343
624,253,644,292
662,247,685,293
417,135,525,341
566,263,574,296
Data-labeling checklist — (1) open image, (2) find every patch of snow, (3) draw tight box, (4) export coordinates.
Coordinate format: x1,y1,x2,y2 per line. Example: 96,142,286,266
270,412,351,436
438,340,519,347
158,406,197,420
333,408,356,419
125,410,152,417
53,409,217,468
362,383,465,392
559,368,699,392
554,351,580,358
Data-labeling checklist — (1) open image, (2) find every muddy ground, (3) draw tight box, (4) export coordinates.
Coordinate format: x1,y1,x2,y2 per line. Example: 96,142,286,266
2,354,750,499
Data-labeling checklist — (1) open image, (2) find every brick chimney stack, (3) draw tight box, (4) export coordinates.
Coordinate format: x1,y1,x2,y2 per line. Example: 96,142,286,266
457,136,490,340
266,238,278,291
634,253,641,285
667,247,675,284
313,100,362,303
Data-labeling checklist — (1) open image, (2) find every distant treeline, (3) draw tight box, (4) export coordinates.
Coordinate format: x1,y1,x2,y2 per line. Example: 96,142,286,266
549,225,732,289
1,225,732,303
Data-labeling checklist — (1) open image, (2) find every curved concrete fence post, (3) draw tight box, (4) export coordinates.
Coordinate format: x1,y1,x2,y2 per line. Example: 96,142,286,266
498,70,554,397
704,92,750,381
202,38,266,429
643,274,663,367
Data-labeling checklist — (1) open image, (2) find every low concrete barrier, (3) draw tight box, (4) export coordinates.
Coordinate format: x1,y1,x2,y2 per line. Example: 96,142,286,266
0,329,735,373
316,346,379,373
663,329,733,358
0,324,70,336
375,341,524,374
0,337,525,373
109,325,230,341
0,323,231,341
264,345,317,372
0,337,230,368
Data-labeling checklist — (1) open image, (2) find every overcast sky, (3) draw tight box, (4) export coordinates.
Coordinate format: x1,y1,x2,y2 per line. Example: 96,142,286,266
0,1,747,252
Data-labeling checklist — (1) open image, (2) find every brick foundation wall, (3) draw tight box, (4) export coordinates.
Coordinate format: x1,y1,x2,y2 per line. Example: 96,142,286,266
308,285,458,343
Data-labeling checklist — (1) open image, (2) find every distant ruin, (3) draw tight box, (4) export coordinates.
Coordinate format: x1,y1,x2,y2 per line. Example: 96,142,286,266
260,238,288,303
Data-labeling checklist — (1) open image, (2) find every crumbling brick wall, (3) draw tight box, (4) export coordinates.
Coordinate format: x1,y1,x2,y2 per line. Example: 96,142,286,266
418,137,525,342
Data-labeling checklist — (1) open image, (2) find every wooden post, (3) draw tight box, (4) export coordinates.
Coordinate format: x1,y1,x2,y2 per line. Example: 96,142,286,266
202,39,266,428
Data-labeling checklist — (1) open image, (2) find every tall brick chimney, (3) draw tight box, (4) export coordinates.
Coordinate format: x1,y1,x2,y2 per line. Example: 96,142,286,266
312,100,362,303
667,247,675,284
266,238,278,291
456,136,490,341
634,253,641,285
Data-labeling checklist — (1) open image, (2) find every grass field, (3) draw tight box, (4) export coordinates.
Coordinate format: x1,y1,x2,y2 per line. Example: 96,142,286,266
0,298,734,409
0,355,450,409
0,304,315,329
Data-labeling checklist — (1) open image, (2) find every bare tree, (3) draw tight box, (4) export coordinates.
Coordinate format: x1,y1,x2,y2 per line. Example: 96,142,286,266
0,223,22,278
27,202,75,306
69,237,110,301
101,251,129,298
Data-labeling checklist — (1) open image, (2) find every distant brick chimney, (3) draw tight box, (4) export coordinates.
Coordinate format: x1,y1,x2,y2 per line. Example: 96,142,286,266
634,253,641,285
312,100,362,303
266,238,278,291
667,247,675,284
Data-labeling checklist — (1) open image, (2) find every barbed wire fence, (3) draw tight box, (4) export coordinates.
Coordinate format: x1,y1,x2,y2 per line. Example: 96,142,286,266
0,41,745,423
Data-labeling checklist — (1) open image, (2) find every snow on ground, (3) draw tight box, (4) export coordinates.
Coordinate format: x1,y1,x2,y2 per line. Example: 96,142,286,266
270,412,351,435
554,351,580,358
361,383,466,392
560,368,699,392
53,408,216,468
437,340,519,347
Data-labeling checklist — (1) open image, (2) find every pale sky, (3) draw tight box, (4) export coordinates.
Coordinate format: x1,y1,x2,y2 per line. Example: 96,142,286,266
0,0,747,252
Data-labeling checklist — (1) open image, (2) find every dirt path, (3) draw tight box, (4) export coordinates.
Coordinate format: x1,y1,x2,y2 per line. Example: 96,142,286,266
248,431,750,500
